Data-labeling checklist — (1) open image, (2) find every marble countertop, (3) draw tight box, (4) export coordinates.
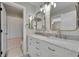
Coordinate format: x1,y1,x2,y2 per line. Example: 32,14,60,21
28,34,79,53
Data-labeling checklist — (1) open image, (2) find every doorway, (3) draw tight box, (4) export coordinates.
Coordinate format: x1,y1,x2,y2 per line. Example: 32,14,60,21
1,2,25,57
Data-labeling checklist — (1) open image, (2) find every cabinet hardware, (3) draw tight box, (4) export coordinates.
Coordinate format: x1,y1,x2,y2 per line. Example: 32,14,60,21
0,51,3,56
36,47,39,50
48,47,55,51
30,39,32,40
78,54,79,57
35,53,40,56
0,29,2,33
30,42,31,45
36,41,40,44
0,8,2,11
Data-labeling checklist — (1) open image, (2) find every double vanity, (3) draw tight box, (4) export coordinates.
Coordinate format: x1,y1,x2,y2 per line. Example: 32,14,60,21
27,32,79,57
26,2,79,57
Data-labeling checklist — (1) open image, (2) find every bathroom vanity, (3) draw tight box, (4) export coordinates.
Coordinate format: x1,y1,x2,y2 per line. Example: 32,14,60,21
27,2,79,57
28,33,79,57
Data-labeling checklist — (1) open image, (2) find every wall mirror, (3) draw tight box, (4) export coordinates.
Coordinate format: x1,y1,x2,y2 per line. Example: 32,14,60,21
50,2,78,31
28,10,46,31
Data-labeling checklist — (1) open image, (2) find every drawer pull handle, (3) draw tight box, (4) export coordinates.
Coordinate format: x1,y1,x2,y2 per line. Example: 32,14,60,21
36,47,39,50
48,47,55,51
30,39,32,40
36,41,40,44
30,42,31,45
36,53,40,56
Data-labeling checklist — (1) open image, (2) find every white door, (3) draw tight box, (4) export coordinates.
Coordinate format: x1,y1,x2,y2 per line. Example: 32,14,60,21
1,3,7,57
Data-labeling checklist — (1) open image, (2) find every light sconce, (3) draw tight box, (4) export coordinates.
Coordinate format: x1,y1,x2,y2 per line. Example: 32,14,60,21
50,2,56,8
43,10,46,13
29,16,32,20
51,2,54,5
40,6,46,13
40,8,43,12
54,3,56,8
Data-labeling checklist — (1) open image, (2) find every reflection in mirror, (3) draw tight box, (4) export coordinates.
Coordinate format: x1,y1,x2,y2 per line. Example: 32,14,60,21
51,16,61,30
28,10,46,31
50,2,77,31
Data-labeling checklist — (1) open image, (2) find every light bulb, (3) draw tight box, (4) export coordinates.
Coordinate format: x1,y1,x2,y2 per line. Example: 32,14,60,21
40,8,43,12
51,2,54,5
54,3,56,8
43,10,45,13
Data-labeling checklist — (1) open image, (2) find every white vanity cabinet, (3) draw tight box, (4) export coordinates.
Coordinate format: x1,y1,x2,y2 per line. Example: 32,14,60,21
28,36,79,57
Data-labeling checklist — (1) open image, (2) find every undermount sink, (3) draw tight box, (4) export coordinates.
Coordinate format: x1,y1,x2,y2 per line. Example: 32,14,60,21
35,32,79,41
35,32,67,39
35,32,65,39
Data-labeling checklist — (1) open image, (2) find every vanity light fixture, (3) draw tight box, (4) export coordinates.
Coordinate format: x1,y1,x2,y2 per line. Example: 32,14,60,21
50,2,56,8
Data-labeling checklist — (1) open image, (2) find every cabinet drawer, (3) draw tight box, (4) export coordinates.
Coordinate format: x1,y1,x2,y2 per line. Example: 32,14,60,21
28,42,41,57
28,48,41,57
47,43,78,57
40,40,55,57
28,37,41,57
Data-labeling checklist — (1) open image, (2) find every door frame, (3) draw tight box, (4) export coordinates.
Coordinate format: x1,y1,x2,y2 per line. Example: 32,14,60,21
0,2,2,57
1,2,27,56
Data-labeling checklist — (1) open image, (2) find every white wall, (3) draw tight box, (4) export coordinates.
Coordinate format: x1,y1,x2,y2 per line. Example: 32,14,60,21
7,16,23,39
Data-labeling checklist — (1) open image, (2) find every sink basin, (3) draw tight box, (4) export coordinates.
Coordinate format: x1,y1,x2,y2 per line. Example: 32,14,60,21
35,32,50,37
35,32,68,39
35,32,60,38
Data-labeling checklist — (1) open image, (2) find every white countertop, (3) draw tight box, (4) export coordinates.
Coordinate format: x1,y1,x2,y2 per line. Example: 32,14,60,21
28,34,79,53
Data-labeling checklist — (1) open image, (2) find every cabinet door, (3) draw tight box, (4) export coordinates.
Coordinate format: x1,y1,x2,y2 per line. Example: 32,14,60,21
39,40,54,57
28,37,41,57
28,38,36,57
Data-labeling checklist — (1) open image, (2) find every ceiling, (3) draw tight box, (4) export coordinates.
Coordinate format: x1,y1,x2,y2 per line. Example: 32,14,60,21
4,3,23,17
29,2,43,7
3,2,76,17
26,2,76,15
28,2,75,9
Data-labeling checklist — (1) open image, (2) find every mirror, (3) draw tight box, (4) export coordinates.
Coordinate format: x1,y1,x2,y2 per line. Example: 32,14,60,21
51,2,78,31
28,10,46,31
